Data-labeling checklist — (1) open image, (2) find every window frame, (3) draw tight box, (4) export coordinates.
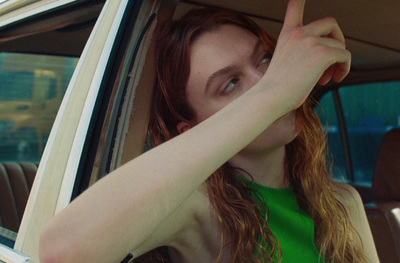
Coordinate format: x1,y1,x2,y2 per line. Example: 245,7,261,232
331,88,355,182
14,0,132,261
0,0,152,261
315,80,400,187
0,0,174,260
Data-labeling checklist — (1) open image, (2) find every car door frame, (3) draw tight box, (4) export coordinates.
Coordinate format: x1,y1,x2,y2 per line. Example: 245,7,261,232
0,0,166,262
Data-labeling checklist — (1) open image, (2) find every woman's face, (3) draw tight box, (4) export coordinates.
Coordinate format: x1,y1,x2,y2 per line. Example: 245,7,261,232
182,24,297,154
185,24,270,121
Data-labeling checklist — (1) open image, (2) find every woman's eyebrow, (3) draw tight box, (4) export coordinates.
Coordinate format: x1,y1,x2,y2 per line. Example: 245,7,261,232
205,65,237,93
205,39,263,94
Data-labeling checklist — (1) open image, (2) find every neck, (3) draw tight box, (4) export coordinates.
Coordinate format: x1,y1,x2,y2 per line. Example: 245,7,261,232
228,146,288,189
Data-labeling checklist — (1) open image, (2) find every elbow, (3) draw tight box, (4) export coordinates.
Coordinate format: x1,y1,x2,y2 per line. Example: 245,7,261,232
39,225,79,263
39,230,61,263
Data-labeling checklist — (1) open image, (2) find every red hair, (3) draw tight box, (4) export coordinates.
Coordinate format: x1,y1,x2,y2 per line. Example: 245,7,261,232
143,8,366,263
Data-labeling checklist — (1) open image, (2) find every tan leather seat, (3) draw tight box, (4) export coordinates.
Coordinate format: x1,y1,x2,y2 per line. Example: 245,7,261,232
365,128,400,263
0,162,37,232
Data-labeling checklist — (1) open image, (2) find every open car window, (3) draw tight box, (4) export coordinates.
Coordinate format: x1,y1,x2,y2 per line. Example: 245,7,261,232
0,0,162,261
0,0,105,261
0,52,78,249
0,52,78,163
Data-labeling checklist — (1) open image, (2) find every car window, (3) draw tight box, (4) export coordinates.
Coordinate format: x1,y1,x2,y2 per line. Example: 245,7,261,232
316,81,400,186
0,52,78,245
315,91,347,182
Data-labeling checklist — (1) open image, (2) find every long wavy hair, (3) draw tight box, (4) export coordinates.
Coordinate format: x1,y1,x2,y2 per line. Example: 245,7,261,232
141,7,366,263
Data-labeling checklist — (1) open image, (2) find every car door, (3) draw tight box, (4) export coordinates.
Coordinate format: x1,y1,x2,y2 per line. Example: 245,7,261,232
0,0,169,262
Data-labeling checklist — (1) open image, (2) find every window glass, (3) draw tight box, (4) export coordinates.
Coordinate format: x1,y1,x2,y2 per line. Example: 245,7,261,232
317,81,400,186
0,53,78,162
340,82,400,185
316,92,347,182
0,52,78,246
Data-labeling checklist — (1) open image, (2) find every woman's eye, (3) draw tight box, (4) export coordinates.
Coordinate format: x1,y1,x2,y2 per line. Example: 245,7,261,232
257,53,271,73
260,53,271,64
222,78,239,94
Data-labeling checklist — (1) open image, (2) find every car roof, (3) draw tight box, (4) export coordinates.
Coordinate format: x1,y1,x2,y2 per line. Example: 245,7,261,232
0,0,399,88
0,0,104,56
186,0,400,89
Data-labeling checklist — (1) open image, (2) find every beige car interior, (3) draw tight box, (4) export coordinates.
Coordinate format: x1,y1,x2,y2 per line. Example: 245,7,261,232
0,0,399,262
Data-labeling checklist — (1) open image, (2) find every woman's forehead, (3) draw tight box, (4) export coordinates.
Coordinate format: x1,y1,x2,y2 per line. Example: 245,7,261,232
187,25,259,87
190,24,258,54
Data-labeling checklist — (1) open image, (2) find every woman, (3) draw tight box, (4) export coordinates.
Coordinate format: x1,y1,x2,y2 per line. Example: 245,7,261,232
39,0,379,262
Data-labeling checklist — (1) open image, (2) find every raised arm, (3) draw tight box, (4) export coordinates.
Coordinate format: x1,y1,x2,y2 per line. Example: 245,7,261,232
39,1,350,262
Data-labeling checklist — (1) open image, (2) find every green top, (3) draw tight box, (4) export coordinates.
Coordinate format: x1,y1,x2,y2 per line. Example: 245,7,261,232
245,180,322,263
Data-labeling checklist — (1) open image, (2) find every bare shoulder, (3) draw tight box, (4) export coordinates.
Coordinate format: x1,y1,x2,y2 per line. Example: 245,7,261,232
331,182,367,237
332,181,363,211
332,182,380,263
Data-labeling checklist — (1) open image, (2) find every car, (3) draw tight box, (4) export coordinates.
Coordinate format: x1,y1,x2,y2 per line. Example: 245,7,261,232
0,0,399,262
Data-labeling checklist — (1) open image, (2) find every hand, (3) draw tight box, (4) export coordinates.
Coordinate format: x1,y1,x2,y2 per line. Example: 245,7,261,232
264,0,351,109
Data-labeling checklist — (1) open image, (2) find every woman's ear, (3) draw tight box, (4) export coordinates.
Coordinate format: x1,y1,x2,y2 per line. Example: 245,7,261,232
177,121,192,134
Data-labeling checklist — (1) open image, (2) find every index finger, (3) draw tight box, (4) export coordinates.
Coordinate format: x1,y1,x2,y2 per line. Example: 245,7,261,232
283,0,306,29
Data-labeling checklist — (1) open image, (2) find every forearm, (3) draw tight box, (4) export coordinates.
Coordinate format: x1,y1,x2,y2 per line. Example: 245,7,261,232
40,0,352,259
39,79,286,263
